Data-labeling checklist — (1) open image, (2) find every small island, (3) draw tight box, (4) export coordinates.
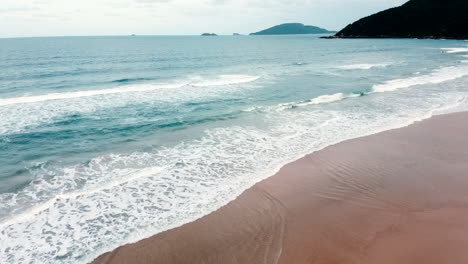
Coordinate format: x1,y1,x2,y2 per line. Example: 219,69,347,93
233,33,241,36
250,23,335,35
327,0,468,40
201,33,218,36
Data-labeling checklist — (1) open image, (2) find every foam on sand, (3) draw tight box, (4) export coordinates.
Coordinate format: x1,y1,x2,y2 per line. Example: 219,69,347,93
91,112,468,264
0,166,163,229
0,87,466,264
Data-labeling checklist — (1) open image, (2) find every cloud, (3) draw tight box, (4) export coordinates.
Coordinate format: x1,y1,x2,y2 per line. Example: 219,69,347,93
0,7,40,13
0,0,407,37
134,0,174,3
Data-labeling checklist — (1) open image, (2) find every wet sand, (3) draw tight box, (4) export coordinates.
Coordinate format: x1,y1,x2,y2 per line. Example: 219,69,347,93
94,112,468,264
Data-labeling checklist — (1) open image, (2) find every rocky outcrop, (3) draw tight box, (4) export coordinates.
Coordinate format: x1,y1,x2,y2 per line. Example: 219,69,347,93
332,0,468,40
250,23,335,35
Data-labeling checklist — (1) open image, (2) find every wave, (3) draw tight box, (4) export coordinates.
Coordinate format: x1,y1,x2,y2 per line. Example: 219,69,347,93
189,75,260,87
0,166,163,229
0,83,186,106
337,63,390,70
441,48,468,54
244,93,361,113
0,75,260,106
372,65,468,93
283,93,359,108
291,62,307,66
111,77,152,83
2,91,466,264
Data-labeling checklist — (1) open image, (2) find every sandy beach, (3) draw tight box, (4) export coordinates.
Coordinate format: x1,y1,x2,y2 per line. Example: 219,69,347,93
93,111,468,264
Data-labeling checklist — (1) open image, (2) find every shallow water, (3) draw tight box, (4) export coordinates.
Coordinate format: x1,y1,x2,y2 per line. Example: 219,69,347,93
0,35,467,263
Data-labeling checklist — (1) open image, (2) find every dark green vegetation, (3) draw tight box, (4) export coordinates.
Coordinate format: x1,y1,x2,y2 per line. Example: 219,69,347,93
250,23,335,35
331,0,468,40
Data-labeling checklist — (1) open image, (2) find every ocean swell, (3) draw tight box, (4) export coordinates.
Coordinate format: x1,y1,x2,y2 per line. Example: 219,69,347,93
373,65,468,93
337,63,391,70
0,75,260,106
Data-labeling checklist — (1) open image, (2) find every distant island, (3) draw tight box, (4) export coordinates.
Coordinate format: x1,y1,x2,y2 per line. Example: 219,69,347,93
250,23,335,35
233,33,241,36
327,0,468,40
201,33,218,36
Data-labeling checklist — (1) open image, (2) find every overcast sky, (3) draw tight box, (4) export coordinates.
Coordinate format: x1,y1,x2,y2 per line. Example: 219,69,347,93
0,0,407,38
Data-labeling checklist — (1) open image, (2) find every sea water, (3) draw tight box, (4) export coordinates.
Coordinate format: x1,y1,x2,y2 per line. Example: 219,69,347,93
1,35,467,263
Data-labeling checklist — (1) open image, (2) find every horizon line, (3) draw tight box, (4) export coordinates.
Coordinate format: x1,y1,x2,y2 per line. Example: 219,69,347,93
0,33,337,40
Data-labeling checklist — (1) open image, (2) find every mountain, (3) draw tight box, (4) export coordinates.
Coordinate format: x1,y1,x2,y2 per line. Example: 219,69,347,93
250,23,335,35
332,0,468,39
201,33,218,36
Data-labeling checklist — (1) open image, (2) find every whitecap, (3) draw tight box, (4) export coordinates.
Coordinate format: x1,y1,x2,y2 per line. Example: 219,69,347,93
441,48,468,53
337,63,390,70
278,93,361,110
1,90,466,264
0,75,260,106
0,83,187,106
190,75,260,87
372,65,468,93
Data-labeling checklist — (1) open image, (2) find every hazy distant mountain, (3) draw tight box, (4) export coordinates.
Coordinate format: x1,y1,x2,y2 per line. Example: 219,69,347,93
332,0,468,39
250,23,335,35
201,33,218,36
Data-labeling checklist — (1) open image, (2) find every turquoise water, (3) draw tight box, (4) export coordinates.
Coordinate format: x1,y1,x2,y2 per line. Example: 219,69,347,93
1,35,468,263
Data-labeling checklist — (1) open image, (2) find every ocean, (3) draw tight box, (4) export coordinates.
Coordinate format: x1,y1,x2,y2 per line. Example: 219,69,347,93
1,35,467,263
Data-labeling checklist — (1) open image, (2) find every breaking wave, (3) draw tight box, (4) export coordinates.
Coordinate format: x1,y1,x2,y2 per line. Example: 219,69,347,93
373,65,468,93
337,63,391,70
0,75,260,106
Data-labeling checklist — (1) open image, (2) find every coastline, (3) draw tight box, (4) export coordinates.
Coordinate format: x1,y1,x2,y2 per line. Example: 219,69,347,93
320,36,468,40
93,111,468,264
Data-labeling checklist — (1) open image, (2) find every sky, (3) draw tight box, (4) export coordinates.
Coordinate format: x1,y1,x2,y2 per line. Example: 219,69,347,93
0,0,407,38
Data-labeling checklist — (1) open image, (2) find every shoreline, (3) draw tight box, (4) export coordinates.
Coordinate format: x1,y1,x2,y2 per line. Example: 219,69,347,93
93,111,468,264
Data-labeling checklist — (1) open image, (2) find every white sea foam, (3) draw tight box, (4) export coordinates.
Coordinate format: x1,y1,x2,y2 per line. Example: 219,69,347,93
0,83,186,106
190,75,260,87
0,75,260,106
0,166,163,229
337,63,390,70
1,89,466,264
1,79,467,263
373,65,468,93
298,93,361,107
296,93,346,106
0,74,261,135
2,43,468,264
441,48,468,54
244,93,358,113
280,93,359,109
